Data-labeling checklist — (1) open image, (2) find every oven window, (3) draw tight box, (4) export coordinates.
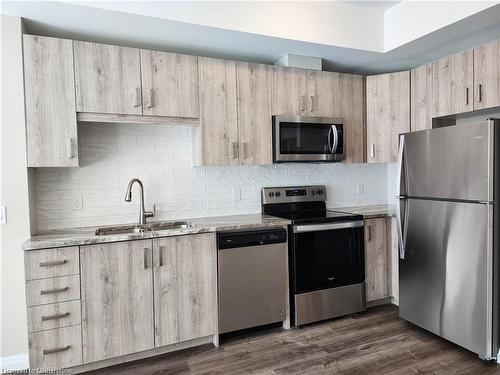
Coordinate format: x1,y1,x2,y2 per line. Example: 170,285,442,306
280,123,331,154
293,227,364,294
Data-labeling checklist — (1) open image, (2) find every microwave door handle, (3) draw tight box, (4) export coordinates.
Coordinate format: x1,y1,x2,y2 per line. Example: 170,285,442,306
331,125,338,153
327,126,333,153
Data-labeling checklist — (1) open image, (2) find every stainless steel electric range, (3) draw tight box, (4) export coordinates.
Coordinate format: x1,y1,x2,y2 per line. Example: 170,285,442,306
262,185,366,326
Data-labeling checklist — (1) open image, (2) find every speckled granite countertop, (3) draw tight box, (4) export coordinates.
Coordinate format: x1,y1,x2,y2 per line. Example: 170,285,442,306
332,204,396,219
22,214,290,251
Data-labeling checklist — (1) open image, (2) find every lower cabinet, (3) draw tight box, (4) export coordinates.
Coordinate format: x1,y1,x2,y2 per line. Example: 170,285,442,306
153,234,217,346
364,217,398,303
79,233,217,364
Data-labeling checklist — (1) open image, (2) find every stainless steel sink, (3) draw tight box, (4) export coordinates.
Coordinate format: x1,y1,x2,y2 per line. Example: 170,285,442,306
95,221,193,236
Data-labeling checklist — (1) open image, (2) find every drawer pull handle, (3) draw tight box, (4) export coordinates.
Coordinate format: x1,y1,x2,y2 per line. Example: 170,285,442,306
43,345,71,355
41,312,70,321
39,260,67,267
40,287,68,295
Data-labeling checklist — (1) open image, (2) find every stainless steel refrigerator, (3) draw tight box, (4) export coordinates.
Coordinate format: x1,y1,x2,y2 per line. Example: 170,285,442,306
396,119,499,360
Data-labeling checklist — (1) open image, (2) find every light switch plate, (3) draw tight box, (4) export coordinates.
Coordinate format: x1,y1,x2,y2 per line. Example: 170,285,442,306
72,195,83,210
0,206,6,224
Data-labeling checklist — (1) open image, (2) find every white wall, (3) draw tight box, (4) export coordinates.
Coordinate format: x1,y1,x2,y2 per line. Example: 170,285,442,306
0,15,30,370
33,123,389,231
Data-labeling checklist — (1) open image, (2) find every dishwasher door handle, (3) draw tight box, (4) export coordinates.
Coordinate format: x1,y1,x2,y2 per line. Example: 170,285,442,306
293,221,364,233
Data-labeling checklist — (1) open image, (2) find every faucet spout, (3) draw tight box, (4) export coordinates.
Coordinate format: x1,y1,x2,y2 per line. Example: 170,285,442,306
124,178,154,225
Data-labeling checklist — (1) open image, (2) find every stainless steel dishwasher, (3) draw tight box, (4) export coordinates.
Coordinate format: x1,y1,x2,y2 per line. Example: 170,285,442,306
217,227,287,334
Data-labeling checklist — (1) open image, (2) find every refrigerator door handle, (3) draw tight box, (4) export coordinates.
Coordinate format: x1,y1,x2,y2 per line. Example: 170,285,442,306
396,134,407,259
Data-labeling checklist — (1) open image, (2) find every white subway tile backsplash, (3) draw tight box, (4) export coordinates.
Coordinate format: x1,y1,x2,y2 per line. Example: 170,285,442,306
34,123,390,231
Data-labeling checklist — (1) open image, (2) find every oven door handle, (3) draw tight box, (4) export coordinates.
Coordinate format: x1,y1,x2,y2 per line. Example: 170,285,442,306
293,220,364,233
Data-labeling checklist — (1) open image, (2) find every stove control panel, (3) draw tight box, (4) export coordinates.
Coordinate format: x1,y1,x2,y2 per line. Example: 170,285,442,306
262,185,326,204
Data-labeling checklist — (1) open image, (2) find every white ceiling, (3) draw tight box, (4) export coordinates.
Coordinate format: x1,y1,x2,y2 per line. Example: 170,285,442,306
2,1,500,74
346,1,401,11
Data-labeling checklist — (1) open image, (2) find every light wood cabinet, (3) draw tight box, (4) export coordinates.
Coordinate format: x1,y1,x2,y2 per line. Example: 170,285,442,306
410,64,433,132
23,35,78,167
80,240,154,363
364,218,389,302
74,41,142,115
474,40,500,110
272,66,307,116
432,50,474,117
198,57,238,165
306,70,337,117
388,217,399,303
236,62,273,165
366,71,410,163
153,233,217,347
140,50,199,117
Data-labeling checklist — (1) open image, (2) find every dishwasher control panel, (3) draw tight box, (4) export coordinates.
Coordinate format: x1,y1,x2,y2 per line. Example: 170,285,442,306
217,228,287,250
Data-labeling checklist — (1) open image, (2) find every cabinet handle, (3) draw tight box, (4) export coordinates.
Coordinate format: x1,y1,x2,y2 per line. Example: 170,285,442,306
478,84,483,102
158,246,165,267
301,95,306,112
67,138,73,160
231,142,239,160
144,248,149,269
370,144,375,159
41,312,70,321
465,87,469,105
366,225,371,241
134,88,141,108
40,287,68,295
43,345,71,355
310,95,315,112
243,143,249,159
39,260,67,267
147,88,154,108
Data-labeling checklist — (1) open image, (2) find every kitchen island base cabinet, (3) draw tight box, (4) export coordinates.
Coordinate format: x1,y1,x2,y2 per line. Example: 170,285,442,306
80,240,154,363
153,233,217,347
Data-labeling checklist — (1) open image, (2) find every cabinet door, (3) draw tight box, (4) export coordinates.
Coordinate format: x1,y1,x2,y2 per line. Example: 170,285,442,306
432,50,473,117
140,50,199,117
411,64,433,132
364,218,388,302
306,70,337,117
23,35,78,167
272,66,307,116
80,240,154,363
366,71,410,163
153,233,217,347
198,57,238,165
337,74,365,163
236,62,272,165
474,40,500,110
388,217,399,302
74,41,142,115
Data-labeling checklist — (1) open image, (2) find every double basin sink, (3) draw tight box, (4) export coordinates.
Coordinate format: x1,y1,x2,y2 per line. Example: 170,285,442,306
95,221,193,236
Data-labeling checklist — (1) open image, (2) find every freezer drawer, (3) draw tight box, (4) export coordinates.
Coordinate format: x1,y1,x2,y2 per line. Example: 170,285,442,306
402,121,494,201
399,198,494,358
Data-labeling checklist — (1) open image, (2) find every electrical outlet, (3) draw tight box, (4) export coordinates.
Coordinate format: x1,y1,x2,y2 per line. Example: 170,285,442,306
0,206,6,224
73,195,83,210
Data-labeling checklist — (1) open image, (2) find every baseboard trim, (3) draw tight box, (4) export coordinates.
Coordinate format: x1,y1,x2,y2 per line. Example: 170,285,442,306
366,296,399,308
0,353,29,371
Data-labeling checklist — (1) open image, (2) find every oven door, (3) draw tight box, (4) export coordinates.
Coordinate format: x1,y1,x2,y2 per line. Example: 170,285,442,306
291,221,364,295
273,116,345,162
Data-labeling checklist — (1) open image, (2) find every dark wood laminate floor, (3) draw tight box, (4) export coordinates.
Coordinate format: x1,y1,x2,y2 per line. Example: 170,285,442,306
83,305,500,374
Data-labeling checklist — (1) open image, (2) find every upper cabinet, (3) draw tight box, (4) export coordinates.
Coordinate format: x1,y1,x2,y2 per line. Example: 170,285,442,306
305,70,337,117
197,57,239,166
366,71,410,163
23,35,78,167
74,41,142,115
272,66,307,116
410,64,433,132
140,50,199,118
236,62,273,165
432,50,474,117
473,40,500,110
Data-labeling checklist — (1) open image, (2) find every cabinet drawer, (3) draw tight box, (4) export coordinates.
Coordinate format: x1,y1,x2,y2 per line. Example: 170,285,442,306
28,300,81,333
26,275,80,307
28,325,82,369
25,247,79,280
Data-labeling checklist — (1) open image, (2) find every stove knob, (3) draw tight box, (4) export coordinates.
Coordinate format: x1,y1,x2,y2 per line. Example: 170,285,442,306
319,190,324,195
269,192,275,197
276,192,281,197
312,191,316,196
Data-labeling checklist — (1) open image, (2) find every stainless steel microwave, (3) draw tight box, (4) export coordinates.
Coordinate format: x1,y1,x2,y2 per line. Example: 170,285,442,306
272,116,345,162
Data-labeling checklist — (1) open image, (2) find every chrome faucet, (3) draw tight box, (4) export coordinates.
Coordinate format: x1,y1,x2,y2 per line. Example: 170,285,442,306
124,178,155,225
